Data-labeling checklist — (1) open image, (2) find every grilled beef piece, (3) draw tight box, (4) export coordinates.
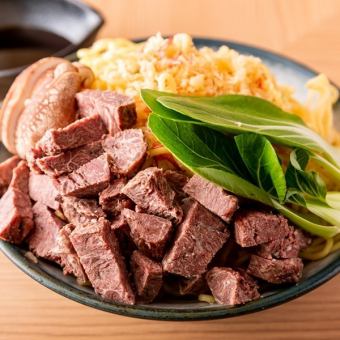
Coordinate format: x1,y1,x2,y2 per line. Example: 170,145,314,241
61,196,106,226
130,250,163,303
234,210,290,247
0,161,33,244
247,255,304,284
37,114,107,155
257,227,311,259
179,275,208,296
55,223,88,285
183,175,238,223
29,202,65,261
122,208,173,260
58,154,110,197
162,200,229,278
99,178,133,215
29,172,60,210
102,129,147,177
122,167,183,224
206,267,260,305
0,156,20,196
36,141,103,177
70,218,135,304
76,90,137,135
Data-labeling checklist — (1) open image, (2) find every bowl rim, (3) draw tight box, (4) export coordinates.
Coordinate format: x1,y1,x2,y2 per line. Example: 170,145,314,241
1,36,340,321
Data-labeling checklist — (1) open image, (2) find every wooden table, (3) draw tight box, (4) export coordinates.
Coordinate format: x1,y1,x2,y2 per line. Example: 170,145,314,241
1,1,340,339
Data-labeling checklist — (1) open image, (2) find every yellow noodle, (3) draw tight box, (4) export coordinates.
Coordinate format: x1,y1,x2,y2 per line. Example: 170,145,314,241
301,238,334,260
198,294,216,304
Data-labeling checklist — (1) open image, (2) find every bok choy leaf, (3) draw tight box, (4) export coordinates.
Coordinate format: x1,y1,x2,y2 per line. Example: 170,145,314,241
141,89,340,168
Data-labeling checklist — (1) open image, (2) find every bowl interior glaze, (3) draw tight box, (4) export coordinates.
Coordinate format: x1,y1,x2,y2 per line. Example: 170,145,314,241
0,37,339,321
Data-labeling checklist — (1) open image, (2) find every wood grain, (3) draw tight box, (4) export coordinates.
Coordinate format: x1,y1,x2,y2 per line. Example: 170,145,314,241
1,1,340,339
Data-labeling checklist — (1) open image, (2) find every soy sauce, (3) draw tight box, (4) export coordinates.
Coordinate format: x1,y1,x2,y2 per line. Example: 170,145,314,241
0,27,71,70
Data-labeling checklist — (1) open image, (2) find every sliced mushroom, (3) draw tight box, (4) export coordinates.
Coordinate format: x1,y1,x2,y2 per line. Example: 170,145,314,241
0,57,94,159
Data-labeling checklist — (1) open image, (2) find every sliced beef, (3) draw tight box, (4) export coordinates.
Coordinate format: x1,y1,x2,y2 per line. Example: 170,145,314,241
29,172,60,210
55,223,88,285
247,255,303,284
122,208,173,260
0,156,20,196
70,218,135,304
122,167,183,224
179,275,208,296
234,210,290,247
36,141,103,177
76,90,137,135
162,200,229,278
257,227,311,259
102,129,147,176
37,114,107,155
164,170,189,200
183,175,238,223
29,202,65,261
0,161,33,244
206,267,260,305
61,196,106,227
58,154,110,197
130,250,163,303
99,178,133,215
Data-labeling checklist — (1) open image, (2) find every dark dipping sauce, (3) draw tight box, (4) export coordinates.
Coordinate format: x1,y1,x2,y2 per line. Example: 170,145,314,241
0,27,71,71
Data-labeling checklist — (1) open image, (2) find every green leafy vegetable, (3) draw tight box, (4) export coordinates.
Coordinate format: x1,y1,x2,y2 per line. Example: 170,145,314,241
286,149,327,202
235,133,286,202
141,90,340,168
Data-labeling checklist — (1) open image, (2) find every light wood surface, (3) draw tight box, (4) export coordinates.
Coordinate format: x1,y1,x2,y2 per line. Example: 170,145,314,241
1,1,340,339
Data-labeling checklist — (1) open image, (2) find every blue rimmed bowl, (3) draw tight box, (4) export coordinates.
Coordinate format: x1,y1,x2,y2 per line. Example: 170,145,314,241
1,37,339,320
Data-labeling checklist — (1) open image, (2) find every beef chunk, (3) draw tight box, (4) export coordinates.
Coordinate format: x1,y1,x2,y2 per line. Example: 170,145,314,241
10,161,30,193
164,170,189,199
99,178,133,215
122,208,173,260
70,218,135,304
257,227,311,259
76,90,137,135
162,200,229,277
179,275,208,296
103,129,147,176
37,114,107,155
36,141,103,177
0,156,20,196
29,202,65,261
183,175,238,223
55,223,88,285
111,214,136,259
61,196,106,226
131,250,163,303
122,167,183,224
234,210,290,247
58,154,110,197
29,172,60,210
0,162,33,244
247,255,304,284
206,267,260,305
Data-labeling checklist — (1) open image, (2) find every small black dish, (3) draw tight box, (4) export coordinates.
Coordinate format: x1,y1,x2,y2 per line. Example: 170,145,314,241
0,0,104,99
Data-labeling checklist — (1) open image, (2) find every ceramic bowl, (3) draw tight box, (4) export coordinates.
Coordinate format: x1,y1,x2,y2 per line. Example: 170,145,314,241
0,37,339,321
